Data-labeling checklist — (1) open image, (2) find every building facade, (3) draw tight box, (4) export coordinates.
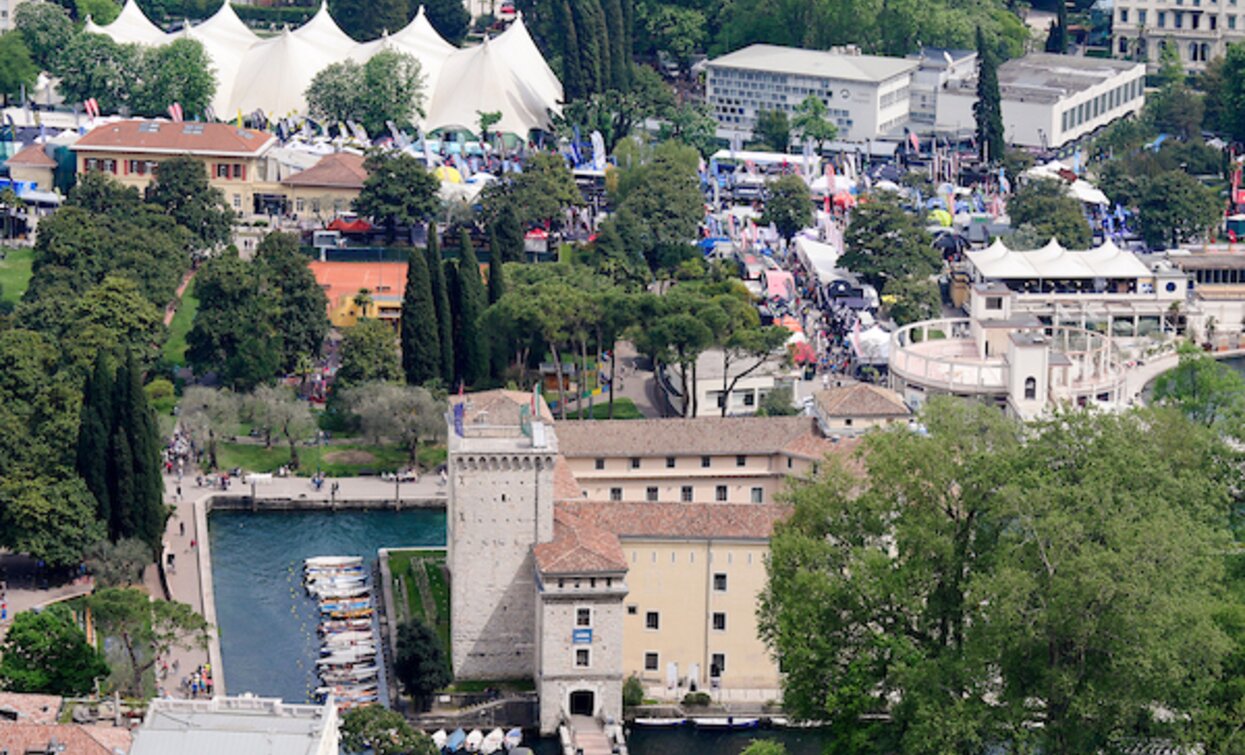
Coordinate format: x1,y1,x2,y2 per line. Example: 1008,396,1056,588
1113,0,1245,70
907,48,978,128
704,44,917,142
811,382,912,435
70,119,281,215
0,0,27,32
935,54,1146,149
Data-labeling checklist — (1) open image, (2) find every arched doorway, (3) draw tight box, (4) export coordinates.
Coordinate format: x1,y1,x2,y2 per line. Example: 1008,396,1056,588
569,690,595,716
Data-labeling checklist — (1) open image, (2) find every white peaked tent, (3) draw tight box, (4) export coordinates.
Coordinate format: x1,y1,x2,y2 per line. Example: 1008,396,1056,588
180,3,261,117
425,35,553,135
491,13,562,116
292,1,364,62
228,27,331,118
91,0,171,46
355,7,457,102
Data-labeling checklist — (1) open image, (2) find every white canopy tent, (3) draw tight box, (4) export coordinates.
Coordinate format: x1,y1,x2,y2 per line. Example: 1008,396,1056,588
965,237,1151,281
85,1,562,134
794,236,842,286
88,0,170,46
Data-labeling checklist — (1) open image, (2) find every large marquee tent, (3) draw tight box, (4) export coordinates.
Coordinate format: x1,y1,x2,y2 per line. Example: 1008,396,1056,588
965,238,1151,282
86,0,562,135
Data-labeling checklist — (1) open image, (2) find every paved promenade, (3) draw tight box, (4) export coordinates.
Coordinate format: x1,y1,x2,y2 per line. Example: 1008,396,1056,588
151,473,446,699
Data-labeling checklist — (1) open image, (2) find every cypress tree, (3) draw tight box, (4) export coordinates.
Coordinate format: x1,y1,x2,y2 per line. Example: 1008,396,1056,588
445,261,466,388
123,351,165,552
1055,1,1068,53
602,0,629,90
401,248,442,385
560,0,586,99
487,235,507,305
76,352,114,531
621,0,634,71
487,235,509,380
457,230,487,385
492,205,525,263
107,358,136,543
425,224,454,386
974,27,1005,165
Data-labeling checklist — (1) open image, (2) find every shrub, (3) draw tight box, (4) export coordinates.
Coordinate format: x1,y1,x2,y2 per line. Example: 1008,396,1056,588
682,691,711,706
623,674,644,707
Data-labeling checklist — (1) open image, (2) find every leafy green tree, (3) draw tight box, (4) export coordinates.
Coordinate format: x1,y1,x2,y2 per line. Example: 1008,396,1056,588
633,310,713,417
1006,177,1092,248
1212,43,1245,143
425,0,470,43
0,32,38,105
340,706,438,755
56,32,139,113
762,175,812,242
792,94,838,151
0,476,105,567
503,151,581,229
757,386,798,416
14,2,73,74
609,141,703,276
642,4,704,73
328,0,409,41
0,604,109,695
841,195,939,292
741,742,789,755
0,329,80,476
355,151,440,241
885,276,942,326
401,247,441,386
338,317,401,387
754,109,791,151
1154,342,1245,432
657,101,718,157
1146,81,1204,140
76,0,120,24
339,382,445,463
425,227,454,385
84,538,151,588
1157,39,1185,87
145,156,233,247
974,26,1005,164
622,674,644,706
254,232,329,372
87,588,211,697
63,276,164,371
187,251,284,389
489,203,526,263
1136,170,1222,249
246,385,316,469
179,386,236,470
306,51,426,136
395,618,452,711
133,38,216,118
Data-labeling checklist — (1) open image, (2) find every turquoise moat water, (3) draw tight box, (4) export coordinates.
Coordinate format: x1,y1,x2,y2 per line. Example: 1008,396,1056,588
208,508,446,704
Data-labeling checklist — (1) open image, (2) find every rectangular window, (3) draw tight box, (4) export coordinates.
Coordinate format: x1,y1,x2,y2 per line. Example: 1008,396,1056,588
1231,14,1237,27
1210,13,1217,27
742,392,755,407
701,456,711,468
736,455,747,467
715,485,728,502
576,608,592,627
1139,9,1147,23
713,612,727,631
751,487,764,504
216,163,230,179
1120,7,1129,21
681,485,693,502
104,159,117,174
645,611,659,630
576,648,590,667
713,573,727,591
665,456,676,468
627,604,638,615
595,458,605,470
630,457,641,469
646,486,658,502
609,488,622,501
232,194,241,209
1158,10,1167,25
644,652,659,671
986,296,1002,310
711,653,726,676
232,163,243,179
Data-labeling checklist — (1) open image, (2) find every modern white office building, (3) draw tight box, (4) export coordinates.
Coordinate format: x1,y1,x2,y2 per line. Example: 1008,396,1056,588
1113,0,1245,70
936,53,1146,149
907,48,978,128
704,44,918,142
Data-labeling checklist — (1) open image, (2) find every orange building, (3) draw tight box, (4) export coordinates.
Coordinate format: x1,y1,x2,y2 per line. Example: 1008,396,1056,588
308,261,408,327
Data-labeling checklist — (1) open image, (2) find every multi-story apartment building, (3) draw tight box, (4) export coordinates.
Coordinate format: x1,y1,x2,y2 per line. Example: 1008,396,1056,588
0,0,27,32
1113,0,1245,70
704,44,918,142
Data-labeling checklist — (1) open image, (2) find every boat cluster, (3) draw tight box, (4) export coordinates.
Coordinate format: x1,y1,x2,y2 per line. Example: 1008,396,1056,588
306,556,379,709
430,726,524,753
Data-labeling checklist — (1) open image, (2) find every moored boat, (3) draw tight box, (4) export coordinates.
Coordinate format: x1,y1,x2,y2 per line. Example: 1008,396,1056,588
692,716,759,730
431,730,448,749
446,728,466,751
481,727,504,753
305,556,363,568
465,729,483,752
503,727,522,749
633,717,687,727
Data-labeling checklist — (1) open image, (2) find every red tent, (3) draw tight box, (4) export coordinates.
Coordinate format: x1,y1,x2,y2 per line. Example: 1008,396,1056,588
327,217,373,233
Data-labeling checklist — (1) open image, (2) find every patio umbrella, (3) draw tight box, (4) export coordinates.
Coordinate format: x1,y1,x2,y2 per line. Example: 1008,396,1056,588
434,165,463,183
933,232,970,254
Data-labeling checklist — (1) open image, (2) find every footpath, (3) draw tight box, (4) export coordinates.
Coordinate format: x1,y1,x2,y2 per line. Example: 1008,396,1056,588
146,473,446,699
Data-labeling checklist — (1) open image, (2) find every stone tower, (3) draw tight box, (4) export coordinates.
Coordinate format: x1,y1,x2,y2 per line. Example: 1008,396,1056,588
447,391,557,680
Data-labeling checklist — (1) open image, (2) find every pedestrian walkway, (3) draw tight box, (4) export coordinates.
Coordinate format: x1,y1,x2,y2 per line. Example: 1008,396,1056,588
569,715,613,755
152,471,447,699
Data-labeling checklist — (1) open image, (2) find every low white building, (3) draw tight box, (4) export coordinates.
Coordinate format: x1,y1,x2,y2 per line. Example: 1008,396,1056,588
907,48,978,128
936,53,1146,149
658,348,801,418
129,695,340,755
705,44,918,142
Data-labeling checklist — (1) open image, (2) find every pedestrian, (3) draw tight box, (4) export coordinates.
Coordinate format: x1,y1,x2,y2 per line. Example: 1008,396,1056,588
179,521,186,537
176,484,182,499
190,539,196,550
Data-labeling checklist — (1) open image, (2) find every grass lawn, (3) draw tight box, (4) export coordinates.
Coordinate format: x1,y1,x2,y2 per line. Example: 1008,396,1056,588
0,247,34,304
162,278,198,366
567,397,644,419
214,441,409,476
387,549,450,667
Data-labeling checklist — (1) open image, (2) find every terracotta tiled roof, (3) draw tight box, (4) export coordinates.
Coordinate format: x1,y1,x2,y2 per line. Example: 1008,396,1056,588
72,119,275,157
6,143,56,168
561,501,791,540
281,152,368,189
0,692,63,724
554,416,823,458
553,455,584,500
450,389,555,426
534,508,627,574
81,724,134,753
0,722,117,754
783,432,859,460
813,384,912,418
